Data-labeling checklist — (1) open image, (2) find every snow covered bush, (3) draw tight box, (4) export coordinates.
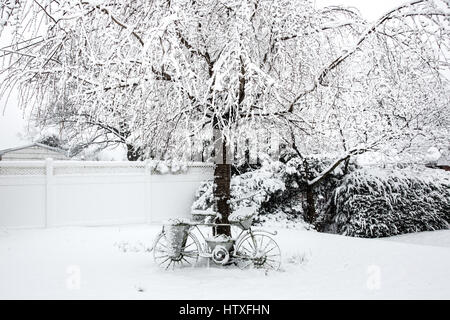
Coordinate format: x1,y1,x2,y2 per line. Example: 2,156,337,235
193,153,449,237
192,153,351,228
192,157,287,215
328,168,450,238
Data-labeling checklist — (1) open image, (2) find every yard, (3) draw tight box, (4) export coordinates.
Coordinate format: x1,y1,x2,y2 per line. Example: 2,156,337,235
1,224,449,299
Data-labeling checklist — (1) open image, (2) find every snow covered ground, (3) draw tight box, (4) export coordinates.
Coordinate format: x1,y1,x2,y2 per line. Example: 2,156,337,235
0,224,449,299
385,230,450,248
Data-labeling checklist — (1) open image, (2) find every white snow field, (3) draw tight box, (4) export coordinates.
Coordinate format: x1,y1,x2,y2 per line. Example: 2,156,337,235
0,225,449,299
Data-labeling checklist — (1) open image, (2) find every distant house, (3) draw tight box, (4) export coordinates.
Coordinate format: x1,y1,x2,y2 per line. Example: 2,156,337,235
426,148,450,172
436,153,450,171
0,143,70,161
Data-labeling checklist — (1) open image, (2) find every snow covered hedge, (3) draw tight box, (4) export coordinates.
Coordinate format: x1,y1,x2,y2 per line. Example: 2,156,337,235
193,154,449,237
328,168,450,237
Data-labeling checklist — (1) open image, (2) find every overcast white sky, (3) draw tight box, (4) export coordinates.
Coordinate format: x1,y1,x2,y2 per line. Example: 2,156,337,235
0,0,406,150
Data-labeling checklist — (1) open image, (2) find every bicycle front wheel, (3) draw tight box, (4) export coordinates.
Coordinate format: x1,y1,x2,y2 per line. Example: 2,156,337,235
235,233,281,270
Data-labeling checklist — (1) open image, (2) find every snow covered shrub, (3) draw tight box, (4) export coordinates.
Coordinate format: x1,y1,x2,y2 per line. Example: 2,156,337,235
192,153,354,228
192,155,306,227
192,180,215,212
329,168,450,238
192,157,287,215
232,159,286,209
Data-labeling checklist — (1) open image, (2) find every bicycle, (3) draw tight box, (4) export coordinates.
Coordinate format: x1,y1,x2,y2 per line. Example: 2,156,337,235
151,211,281,270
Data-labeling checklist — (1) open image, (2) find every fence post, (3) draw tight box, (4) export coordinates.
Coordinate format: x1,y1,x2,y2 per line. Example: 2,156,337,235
45,158,54,228
144,160,152,223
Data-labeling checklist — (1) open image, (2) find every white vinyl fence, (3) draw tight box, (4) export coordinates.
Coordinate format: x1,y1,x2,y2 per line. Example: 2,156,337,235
0,160,214,228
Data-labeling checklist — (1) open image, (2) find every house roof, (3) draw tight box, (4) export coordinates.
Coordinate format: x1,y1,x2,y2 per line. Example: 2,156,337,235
437,152,450,166
0,143,68,156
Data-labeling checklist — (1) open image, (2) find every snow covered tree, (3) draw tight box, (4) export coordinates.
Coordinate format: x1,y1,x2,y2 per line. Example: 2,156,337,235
1,0,449,231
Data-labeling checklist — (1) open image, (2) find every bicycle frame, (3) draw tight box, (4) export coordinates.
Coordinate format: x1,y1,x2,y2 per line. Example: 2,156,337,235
187,222,277,257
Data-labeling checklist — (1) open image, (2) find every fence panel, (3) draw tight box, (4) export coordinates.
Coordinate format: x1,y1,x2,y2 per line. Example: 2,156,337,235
0,160,213,228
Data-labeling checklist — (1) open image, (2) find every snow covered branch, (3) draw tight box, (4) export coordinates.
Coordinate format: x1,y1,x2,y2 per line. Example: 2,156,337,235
0,0,448,162
308,147,369,187
287,0,450,113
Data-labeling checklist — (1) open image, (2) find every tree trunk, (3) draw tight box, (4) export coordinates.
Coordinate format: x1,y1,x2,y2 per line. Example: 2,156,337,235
126,144,141,161
305,185,316,224
244,138,250,165
214,163,231,236
303,159,317,224
213,129,231,236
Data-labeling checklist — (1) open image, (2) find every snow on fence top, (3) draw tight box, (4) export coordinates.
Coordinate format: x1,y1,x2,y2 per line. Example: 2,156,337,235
0,160,214,176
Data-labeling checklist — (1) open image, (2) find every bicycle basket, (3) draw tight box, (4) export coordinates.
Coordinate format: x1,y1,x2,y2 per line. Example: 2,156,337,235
163,223,191,253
